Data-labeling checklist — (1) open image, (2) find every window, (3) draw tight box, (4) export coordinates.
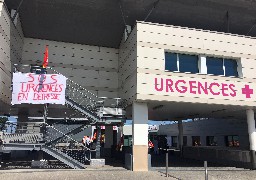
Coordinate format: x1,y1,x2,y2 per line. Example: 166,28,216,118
192,136,201,146
225,135,239,147
171,136,178,147
165,53,177,71
206,57,238,77
224,59,238,77
165,52,239,77
206,57,224,75
183,136,187,146
124,135,132,146
165,52,199,73
206,136,217,146
179,54,199,73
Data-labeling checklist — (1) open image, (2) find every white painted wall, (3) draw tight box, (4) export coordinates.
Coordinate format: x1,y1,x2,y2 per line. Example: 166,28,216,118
118,26,137,105
21,38,119,104
136,22,256,107
0,2,24,111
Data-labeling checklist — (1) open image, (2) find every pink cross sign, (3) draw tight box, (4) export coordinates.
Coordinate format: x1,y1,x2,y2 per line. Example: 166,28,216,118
242,85,254,98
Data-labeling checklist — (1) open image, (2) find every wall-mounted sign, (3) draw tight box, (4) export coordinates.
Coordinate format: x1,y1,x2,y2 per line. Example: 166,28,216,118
100,126,118,130
11,73,67,105
154,77,254,99
148,125,158,132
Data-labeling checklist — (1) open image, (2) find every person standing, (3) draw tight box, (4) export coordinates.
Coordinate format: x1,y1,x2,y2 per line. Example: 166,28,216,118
153,138,159,155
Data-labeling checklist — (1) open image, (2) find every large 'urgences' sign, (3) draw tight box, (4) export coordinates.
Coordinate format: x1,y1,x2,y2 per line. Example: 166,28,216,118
154,77,254,100
12,73,67,105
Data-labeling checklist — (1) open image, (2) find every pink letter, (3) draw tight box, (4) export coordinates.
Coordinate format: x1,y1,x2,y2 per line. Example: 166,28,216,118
221,83,229,97
175,80,187,93
198,82,208,95
189,81,197,94
229,84,236,97
155,78,163,91
166,79,174,92
21,82,29,92
209,82,220,95
28,74,34,82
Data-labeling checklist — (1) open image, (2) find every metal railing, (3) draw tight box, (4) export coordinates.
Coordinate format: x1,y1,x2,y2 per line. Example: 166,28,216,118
3,133,43,144
44,123,91,165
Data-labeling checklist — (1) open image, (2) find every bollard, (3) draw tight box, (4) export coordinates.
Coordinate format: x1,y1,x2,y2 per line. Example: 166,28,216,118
166,152,168,177
204,161,208,180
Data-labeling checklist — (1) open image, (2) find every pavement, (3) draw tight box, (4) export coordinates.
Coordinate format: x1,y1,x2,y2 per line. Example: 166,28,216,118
1,153,256,180
0,167,256,180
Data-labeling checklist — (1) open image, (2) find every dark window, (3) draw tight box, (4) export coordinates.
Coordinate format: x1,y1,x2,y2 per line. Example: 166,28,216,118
225,135,239,147
165,53,177,71
183,136,187,146
207,57,238,77
165,52,198,73
179,54,199,73
171,136,178,147
206,136,217,146
224,59,238,77
124,135,132,146
192,136,201,146
206,57,224,75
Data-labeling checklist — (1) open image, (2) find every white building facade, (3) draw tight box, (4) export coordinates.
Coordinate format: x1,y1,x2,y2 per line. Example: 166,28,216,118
1,1,256,171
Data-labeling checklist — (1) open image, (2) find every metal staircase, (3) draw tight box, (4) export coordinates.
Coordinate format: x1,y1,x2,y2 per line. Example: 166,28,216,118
45,124,90,146
2,65,126,169
41,146,85,169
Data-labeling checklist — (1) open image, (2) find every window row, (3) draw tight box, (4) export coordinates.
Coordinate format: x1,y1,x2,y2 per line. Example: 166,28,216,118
169,135,239,147
165,52,239,77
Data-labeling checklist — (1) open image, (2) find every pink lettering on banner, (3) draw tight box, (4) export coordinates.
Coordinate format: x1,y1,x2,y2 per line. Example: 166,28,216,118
153,77,242,99
12,73,66,105
17,93,28,101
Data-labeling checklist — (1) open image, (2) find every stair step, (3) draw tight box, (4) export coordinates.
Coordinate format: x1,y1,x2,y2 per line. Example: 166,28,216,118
42,146,85,169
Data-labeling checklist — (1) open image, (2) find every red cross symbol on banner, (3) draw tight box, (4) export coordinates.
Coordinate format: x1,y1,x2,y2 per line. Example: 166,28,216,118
242,85,254,98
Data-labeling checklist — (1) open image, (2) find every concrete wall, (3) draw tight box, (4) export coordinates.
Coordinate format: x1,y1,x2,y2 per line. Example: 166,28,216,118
0,2,24,113
118,26,137,105
158,118,249,149
136,22,256,107
22,38,119,104
183,146,252,169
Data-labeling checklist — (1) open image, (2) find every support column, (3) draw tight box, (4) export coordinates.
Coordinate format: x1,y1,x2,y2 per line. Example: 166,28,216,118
178,120,183,155
132,102,148,171
17,108,29,133
104,126,113,157
246,109,256,169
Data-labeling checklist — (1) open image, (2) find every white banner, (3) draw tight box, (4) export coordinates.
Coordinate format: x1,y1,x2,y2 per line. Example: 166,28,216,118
11,73,67,105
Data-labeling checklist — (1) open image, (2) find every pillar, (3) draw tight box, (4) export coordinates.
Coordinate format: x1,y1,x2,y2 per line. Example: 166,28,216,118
132,102,148,171
246,109,256,169
17,108,29,133
178,120,183,155
104,126,113,157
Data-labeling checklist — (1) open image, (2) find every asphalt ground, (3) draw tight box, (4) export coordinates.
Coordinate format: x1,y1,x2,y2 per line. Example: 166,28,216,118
0,167,256,180
1,153,256,180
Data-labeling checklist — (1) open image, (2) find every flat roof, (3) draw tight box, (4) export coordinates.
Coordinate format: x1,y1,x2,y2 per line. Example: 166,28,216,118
5,0,256,48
